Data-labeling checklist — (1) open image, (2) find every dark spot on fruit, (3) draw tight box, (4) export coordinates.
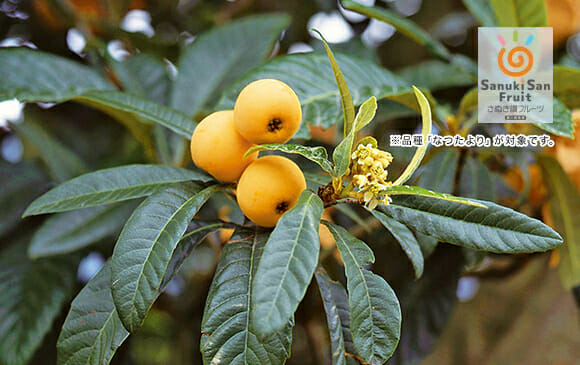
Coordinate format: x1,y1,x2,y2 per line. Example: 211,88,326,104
268,118,283,132
276,201,289,214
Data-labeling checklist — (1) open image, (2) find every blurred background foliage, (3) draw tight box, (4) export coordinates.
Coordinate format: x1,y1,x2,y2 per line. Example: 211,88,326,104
1,0,580,364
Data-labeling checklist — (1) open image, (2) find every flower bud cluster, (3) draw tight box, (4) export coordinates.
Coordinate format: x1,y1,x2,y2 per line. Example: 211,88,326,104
349,144,394,209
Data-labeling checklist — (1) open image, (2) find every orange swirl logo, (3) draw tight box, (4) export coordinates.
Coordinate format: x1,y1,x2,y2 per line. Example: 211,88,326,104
498,46,534,77
496,33,534,77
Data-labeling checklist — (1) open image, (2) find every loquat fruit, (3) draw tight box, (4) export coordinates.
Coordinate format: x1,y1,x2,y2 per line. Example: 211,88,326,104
236,155,306,227
234,79,302,144
190,110,257,182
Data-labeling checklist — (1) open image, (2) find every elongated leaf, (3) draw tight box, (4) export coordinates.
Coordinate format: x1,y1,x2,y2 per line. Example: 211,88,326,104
0,47,113,102
354,96,378,132
333,97,378,177
201,229,293,364
75,91,195,138
333,130,356,178
0,49,195,138
0,243,78,365
538,155,580,290
171,14,290,117
14,116,88,182
23,164,211,216
398,61,475,91
380,195,562,253
251,191,324,336
371,210,424,278
246,144,333,173
0,162,46,236
417,148,460,194
459,156,495,201
488,0,547,27
315,32,356,136
112,53,171,104
29,202,137,258
0,48,157,150
57,262,128,365
325,222,401,364
534,98,575,138
462,0,498,26
341,0,451,61
385,185,485,207
57,223,220,365
315,268,358,365
112,183,221,332
393,87,433,186
218,52,414,129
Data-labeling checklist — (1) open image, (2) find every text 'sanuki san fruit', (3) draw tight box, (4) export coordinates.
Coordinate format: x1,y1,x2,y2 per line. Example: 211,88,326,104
236,155,307,227
234,79,302,144
190,110,257,182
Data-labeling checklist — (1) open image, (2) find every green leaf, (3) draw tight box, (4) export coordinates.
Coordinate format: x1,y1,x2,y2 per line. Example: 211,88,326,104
217,52,414,130
371,210,424,278
112,183,221,332
354,96,378,132
462,0,498,26
325,221,401,364
57,223,220,365
171,14,290,117
0,243,78,365
251,191,324,336
537,155,580,290
201,229,293,364
333,96,378,177
305,171,332,188
314,32,356,136
534,98,575,138
417,148,460,194
0,162,46,236
554,65,580,109
393,87,433,186
341,0,451,61
57,261,129,365
112,53,171,104
459,156,496,201
14,115,88,182
23,164,211,216
488,0,547,27
380,195,563,253
385,185,486,207
75,91,196,138
0,48,113,102
398,61,475,91
315,268,358,365
246,144,333,174
333,131,355,178
0,48,158,151
28,202,136,258
0,48,194,138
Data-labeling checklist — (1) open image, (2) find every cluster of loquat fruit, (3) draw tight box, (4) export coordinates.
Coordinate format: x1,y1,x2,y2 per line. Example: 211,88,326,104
190,79,306,227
